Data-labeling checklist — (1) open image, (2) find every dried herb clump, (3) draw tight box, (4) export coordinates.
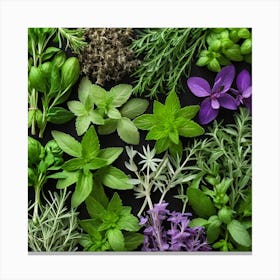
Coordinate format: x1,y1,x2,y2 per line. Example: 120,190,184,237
78,28,139,85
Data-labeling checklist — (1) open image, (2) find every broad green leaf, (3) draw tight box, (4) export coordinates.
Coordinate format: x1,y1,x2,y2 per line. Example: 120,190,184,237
207,216,221,243
165,90,180,113
97,167,133,190
120,98,149,119
75,115,91,136
155,137,170,154
84,95,95,111
47,107,74,124
168,128,179,144
178,120,205,137
91,180,109,208
109,84,132,107
117,117,140,145
124,233,144,251
98,119,118,135
134,114,155,130
107,228,125,251
68,101,87,116
92,84,107,107
176,105,200,120
51,130,82,157
62,158,85,171
89,110,104,125
153,100,165,115
227,220,251,247
187,188,216,218
56,171,79,189
71,172,93,208
107,107,121,119
81,126,100,159
49,66,61,94
98,147,123,165
189,218,209,228
78,77,94,104
117,214,140,232
146,125,166,141
108,192,123,213
84,158,108,170
85,195,106,219
79,219,101,236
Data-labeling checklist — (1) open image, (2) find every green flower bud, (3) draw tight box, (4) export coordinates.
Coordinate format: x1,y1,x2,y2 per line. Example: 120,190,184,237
206,32,220,46
223,44,243,61
221,38,234,49
237,28,251,39
61,57,80,90
220,30,229,39
196,56,210,67
28,136,43,166
28,66,47,93
53,51,67,68
229,30,240,43
207,58,221,72
240,38,252,55
218,207,233,224
209,39,221,51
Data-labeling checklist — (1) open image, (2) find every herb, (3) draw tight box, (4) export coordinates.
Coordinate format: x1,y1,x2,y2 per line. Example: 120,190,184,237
230,69,252,112
131,28,208,98
196,28,252,72
50,126,133,208
187,65,237,124
68,77,148,144
134,91,204,155
79,190,143,251
140,202,211,251
28,137,64,222
78,28,139,85
28,189,81,252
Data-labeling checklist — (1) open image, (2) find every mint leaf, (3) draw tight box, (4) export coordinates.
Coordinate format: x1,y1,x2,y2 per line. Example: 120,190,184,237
75,115,91,136
154,137,170,154
68,101,87,116
71,172,93,208
175,105,200,119
79,219,101,236
227,220,251,247
91,181,109,208
165,90,180,113
117,117,140,145
51,130,82,157
98,119,118,135
120,98,149,119
153,100,165,115
107,228,125,251
89,111,104,125
84,158,108,170
91,84,107,107
56,171,79,189
189,218,209,228
78,77,94,104
85,195,106,219
107,192,123,213
47,107,74,124
146,125,166,140
187,188,216,218
124,233,144,251
107,107,121,119
168,128,179,144
134,114,155,130
117,214,140,232
98,147,123,165
109,84,132,107
178,120,204,137
81,126,100,159
62,158,85,171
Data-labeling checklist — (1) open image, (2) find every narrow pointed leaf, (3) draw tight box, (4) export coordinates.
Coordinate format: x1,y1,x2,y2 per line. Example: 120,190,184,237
81,126,100,159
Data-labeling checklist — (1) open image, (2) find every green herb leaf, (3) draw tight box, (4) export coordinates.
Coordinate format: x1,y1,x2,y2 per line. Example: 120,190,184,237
187,188,216,218
84,158,108,170
178,120,205,137
107,228,125,251
68,101,87,116
51,130,82,157
227,220,251,247
207,216,221,243
75,115,91,136
124,233,144,251
154,137,170,154
109,84,132,107
98,147,123,165
89,111,104,125
117,117,140,145
165,90,180,113
175,105,200,119
85,195,106,219
98,119,118,135
107,192,123,213
92,84,107,107
56,171,80,189
47,107,74,124
133,114,155,130
107,107,121,119
117,214,140,232
78,77,94,104
120,98,149,119
81,126,100,159
62,158,85,171
189,218,209,228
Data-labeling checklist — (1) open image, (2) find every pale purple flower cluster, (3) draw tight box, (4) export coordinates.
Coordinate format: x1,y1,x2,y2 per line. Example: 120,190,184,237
139,202,211,252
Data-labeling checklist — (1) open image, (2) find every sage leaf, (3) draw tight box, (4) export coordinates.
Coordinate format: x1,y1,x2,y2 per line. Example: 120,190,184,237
109,84,132,107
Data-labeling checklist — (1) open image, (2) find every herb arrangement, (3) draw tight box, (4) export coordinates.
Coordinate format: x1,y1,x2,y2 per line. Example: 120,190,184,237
28,27,252,252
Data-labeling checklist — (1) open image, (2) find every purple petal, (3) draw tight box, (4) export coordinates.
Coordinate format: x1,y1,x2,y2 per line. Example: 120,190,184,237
218,93,238,110
213,65,235,93
211,98,220,109
187,77,211,97
199,98,219,124
236,69,251,92
242,85,252,98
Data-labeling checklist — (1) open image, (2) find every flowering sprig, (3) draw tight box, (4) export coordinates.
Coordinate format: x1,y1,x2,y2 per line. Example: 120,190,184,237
140,202,211,251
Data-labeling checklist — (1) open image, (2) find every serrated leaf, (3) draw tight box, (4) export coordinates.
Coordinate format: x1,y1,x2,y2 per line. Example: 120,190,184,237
108,192,123,213
107,228,125,251
178,120,205,137
134,114,155,130
47,107,74,124
176,105,200,120
89,110,104,125
117,117,140,145
68,101,87,116
107,107,121,119
98,147,123,165
98,119,118,135
56,171,79,189
51,130,82,157
79,219,101,236
91,180,109,208
165,90,180,113
146,125,166,140
75,115,91,136
120,98,149,119
153,100,165,115
227,220,251,247
109,84,132,107
81,126,100,159
71,172,93,208
117,214,140,232
85,195,106,219
78,77,94,104
84,158,108,170
62,158,85,171
187,188,216,218
155,137,170,154
168,128,179,144
124,233,144,251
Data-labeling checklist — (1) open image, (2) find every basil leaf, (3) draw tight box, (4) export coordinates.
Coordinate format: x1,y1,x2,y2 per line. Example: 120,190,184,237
124,233,144,251
51,130,82,157
227,220,251,247
47,107,74,124
109,84,132,107
134,114,155,130
81,126,100,159
120,98,149,119
178,120,205,137
117,117,140,145
187,188,216,218
107,228,125,251
98,119,118,135
68,101,87,116
98,147,123,165
71,172,93,208
85,195,106,219
75,115,91,136
85,158,108,170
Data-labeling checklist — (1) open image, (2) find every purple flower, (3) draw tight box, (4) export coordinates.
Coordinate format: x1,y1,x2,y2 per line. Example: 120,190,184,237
230,69,252,113
140,202,211,252
187,65,237,124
